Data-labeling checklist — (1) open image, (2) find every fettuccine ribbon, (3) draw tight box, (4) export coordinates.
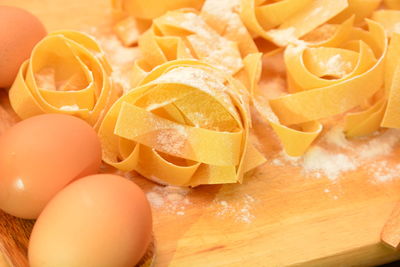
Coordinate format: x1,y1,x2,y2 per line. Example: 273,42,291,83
329,0,382,25
132,6,261,95
372,3,400,38
381,33,400,128
112,0,205,46
255,19,387,156
9,31,120,129
384,0,400,10
240,0,348,46
99,59,265,186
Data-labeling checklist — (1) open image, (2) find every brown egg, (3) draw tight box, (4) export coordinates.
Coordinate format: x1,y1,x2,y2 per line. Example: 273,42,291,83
0,6,46,88
0,114,101,219
29,174,153,267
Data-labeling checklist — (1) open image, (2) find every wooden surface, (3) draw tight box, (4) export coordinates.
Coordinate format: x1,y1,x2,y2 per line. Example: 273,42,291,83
382,202,400,250
1,0,400,266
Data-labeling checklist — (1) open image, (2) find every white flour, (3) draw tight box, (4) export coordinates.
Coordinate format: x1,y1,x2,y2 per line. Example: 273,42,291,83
145,184,257,223
272,127,400,183
368,161,400,183
214,194,256,223
302,146,357,180
146,185,192,216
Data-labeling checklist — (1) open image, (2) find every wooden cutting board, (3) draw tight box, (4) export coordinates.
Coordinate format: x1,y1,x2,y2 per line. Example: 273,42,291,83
1,0,400,266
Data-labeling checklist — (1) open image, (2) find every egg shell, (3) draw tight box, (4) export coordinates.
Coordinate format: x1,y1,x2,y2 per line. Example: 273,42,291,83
0,114,101,219
28,174,153,267
0,6,47,88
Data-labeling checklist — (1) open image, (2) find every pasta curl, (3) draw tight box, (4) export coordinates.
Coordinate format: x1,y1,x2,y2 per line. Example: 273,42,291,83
9,31,120,129
99,59,265,186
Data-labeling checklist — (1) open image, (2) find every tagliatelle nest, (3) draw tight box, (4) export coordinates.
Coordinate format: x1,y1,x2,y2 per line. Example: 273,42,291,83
99,59,265,187
254,19,389,156
131,7,261,95
9,31,121,129
240,0,382,46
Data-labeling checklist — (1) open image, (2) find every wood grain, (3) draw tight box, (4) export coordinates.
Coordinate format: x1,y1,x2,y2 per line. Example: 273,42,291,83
382,202,400,249
1,0,400,266
0,212,33,267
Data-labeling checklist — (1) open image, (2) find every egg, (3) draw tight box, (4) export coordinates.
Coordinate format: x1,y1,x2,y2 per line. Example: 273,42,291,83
0,6,46,88
0,114,101,219
28,174,153,267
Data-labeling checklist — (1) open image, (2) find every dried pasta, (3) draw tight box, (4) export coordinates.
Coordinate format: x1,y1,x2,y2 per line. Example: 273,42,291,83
132,6,261,95
9,31,120,129
381,33,400,128
112,0,204,46
254,19,388,155
92,1,400,159
99,59,265,186
384,0,400,10
240,0,348,46
329,0,382,25
372,5,400,38
7,0,400,182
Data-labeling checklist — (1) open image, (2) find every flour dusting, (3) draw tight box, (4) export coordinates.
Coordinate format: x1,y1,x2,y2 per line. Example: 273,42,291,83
146,185,192,216
214,194,256,223
272,127,400,183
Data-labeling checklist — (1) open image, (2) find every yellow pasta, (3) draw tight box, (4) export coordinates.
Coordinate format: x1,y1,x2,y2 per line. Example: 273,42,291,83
112,0,204,46
111,0,400,159
253,20,388,155
200,0,258,56
253,96,323,157
385,0,400,9
99,59,265,186
131,6,261,96
329,0,382,25
372,9,400,38
279,20,386,122
381,33,400,128
112,0,204,20
240,0,348,46
137,9,243,75
9,31,120,129
130,1,390,156
7,0,400,177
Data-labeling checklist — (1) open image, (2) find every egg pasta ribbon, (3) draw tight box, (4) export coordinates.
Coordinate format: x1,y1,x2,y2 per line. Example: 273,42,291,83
329,0,382,25
381,33,400,128
255,20,387,156
384,0,400,10
372,6,400,38
111,0,205,46
9,31,120,129
200,0,258,56
99,59,266,186
253,16,350,155
240,0,348,46
132,7,261,95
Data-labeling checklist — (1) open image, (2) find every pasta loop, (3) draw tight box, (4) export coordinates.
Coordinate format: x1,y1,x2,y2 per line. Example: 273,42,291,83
9,31,120,129
99,59,265,186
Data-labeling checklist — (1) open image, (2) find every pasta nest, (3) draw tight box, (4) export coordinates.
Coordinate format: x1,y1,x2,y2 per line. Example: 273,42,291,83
99,59,265,186
254,19,389,156
9,31,120,129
